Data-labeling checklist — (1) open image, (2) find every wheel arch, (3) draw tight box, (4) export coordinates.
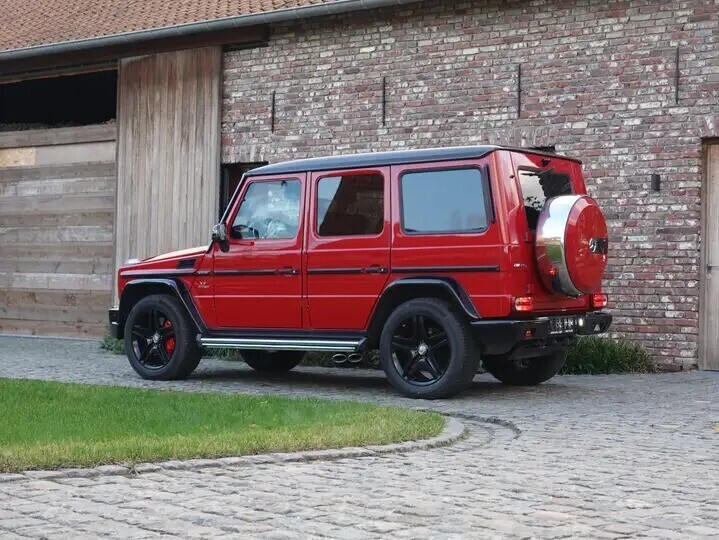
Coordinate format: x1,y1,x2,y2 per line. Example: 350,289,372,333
117,279,204,339
365,277,479,348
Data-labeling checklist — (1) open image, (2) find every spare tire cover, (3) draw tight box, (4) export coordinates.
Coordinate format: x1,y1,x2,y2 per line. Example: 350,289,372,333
535,194,608,297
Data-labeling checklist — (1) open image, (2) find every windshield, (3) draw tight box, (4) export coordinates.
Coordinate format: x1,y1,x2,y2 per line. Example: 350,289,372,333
518,169,573,230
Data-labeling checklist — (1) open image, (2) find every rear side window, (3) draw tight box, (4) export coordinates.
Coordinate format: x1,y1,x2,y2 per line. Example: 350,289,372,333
518,169,573,230
317,173,384,236
401,168,489,234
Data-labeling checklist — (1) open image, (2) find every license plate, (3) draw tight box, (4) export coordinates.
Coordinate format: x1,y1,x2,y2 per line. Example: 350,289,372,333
549,316,577,335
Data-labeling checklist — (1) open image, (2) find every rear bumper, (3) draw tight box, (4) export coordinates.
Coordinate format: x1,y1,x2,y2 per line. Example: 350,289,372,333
471,311,611,355
108,308,121,339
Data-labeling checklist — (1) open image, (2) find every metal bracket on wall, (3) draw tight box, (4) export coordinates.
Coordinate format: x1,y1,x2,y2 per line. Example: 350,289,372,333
270,90,276,133
675,46,680,105
382,76,387,127
516,63,522,119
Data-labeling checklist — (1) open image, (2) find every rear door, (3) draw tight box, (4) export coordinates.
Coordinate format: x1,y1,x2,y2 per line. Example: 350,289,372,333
510,151,590,313
390,158,507,318
305,167,391,330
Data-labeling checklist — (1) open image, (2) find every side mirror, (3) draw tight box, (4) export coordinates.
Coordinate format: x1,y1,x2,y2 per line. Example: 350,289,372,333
211,223,226,242
210,223,230,252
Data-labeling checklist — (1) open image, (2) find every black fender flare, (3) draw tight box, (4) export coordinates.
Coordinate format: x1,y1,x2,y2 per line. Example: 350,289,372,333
117,278,206,338
365,276,480,346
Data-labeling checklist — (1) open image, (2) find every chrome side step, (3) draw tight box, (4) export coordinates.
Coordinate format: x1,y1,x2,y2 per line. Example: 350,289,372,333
199,336,361,352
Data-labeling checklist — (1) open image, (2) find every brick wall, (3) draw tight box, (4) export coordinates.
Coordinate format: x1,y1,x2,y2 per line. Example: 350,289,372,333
222,0,719,369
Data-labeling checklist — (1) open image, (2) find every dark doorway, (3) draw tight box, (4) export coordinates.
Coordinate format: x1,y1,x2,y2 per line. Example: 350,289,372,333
0,70,117,130
220,162,268,216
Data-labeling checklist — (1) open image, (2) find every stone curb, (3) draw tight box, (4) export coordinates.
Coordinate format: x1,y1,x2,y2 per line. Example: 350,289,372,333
0,416,466,484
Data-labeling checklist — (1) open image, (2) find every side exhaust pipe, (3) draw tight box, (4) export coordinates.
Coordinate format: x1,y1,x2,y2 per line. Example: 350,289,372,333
332,353,348,365
347,353,363,364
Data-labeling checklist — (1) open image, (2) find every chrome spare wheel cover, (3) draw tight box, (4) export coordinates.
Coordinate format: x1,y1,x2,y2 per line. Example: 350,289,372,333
535,194,584,297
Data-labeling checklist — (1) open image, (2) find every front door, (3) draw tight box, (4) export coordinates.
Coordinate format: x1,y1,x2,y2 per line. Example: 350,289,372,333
213,173,305,329
702,143,719,370
306,167,391,330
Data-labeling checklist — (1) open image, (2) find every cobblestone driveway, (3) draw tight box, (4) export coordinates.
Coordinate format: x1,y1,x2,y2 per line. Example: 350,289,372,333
0,336,718,539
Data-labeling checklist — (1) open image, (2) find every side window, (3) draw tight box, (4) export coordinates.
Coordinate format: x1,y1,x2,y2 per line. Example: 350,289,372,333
317,173,384,237
401,168,489,234
231,179,301,240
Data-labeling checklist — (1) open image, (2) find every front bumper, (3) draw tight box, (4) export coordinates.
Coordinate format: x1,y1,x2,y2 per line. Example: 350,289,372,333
471,311,612,355
108,307,121,339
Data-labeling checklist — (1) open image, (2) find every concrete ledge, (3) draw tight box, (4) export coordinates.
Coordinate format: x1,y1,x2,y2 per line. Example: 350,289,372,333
0,416,466,483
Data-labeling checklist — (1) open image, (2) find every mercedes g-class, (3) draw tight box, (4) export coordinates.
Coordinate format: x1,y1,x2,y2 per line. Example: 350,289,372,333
109,146,611,399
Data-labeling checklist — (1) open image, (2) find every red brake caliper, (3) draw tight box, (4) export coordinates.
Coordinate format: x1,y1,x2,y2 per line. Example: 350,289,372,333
163,320,175,356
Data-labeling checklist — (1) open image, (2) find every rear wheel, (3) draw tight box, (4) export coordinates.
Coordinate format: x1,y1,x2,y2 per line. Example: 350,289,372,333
124,294,201,380
483,349,568,386
241,350,304,372
379,298,479,399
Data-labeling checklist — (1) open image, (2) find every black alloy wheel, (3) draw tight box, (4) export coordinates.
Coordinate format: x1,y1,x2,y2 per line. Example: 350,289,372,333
123,294,202,381
129,308,177,370
379,298,479,399
390,314,451,386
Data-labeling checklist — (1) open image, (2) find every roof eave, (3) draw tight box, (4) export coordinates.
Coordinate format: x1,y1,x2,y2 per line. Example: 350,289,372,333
0,0,422,62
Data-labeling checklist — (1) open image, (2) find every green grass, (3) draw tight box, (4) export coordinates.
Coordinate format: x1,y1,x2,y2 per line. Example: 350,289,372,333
100,333,124,354
563,336,656,375
0,379,443,473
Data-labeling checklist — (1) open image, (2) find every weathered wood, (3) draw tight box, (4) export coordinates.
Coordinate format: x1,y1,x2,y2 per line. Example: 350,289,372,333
0,288,111,309
0,124,116,149
115,47,221,301
0,318,107,337
702,144,719,370
0,161,114,182
0,272,112,291
0,135,116,337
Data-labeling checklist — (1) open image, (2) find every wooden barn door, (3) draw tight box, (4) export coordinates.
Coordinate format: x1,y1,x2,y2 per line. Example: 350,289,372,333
702,143,719,370
0,126,116,336
115,47,221,302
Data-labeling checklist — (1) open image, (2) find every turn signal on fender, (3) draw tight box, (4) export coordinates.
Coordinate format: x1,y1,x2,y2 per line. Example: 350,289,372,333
514,296,534,312
591,293,608,308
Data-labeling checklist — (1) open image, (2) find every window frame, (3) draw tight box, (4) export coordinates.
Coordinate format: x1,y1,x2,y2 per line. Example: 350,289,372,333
314,169,386,239
227,176,303,242
398,164,494,236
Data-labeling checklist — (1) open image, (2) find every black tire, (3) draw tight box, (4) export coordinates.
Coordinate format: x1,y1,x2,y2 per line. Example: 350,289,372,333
483,349,568,386
124,294,202,380
379,298,479,399
241,350,304,372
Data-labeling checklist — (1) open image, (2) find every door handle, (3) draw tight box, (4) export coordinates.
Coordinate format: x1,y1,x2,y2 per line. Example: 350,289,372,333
364,266,388,274
708,264,718,271
278,267,299,276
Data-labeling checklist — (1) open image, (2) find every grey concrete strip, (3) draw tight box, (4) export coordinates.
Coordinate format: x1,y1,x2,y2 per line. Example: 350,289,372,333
0,417,466,484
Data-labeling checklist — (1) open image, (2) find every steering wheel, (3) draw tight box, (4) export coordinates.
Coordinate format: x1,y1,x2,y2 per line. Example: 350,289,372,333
246,218,291,239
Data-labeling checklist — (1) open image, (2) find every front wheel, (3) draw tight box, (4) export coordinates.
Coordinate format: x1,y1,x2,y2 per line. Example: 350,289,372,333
124,294,202,380
241,350,304,372
483,349,568,386
379,298,479,399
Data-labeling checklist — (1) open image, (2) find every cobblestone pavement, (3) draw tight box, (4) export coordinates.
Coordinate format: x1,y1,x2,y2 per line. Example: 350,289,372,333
1,336,718,539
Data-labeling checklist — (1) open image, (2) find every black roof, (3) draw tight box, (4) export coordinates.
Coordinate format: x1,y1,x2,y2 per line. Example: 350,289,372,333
246,145,580,176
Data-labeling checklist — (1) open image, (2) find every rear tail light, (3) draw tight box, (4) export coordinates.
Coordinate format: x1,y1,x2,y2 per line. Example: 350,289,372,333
514,296,534,312
591,293,608,308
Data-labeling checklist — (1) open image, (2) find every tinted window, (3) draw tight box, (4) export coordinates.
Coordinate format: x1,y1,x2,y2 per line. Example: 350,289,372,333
317,173,384,236
231,179,301,239
401,168,489,233
518,169,573,230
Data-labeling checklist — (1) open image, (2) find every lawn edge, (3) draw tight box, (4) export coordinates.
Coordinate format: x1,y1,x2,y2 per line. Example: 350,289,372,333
0,416,465,483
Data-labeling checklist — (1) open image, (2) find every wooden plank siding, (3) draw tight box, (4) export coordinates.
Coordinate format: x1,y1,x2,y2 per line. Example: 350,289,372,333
115,47,221,302
0,128,116,337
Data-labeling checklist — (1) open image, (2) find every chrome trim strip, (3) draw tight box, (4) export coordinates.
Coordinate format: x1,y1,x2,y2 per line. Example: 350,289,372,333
199,337,361,352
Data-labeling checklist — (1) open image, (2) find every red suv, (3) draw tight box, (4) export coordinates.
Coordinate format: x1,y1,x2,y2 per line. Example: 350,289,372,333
109,146,611,399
